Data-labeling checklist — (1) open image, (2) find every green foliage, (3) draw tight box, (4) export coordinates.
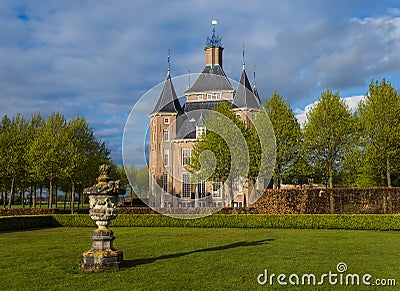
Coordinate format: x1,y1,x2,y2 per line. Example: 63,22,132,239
303,89,355,187
1,112,111,208
265,92,301,188
187,101,249,185
358,79,400,187
1,214,397,231
123,164,149,198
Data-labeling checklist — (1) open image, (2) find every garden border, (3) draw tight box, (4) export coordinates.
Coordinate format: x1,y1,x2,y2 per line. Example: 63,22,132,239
1,214,400,231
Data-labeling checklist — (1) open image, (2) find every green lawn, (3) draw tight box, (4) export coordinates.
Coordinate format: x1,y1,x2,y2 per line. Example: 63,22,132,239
0,227,399,290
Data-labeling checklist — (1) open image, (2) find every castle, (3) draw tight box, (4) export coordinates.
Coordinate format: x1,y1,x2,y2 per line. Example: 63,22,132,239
148,22,263,208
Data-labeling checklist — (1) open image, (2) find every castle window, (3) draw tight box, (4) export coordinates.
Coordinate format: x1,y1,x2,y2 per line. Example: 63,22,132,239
163,149,169,167
207,94,212,100
196,126,206,139
182,173,191,198
197,94,203,100
182,148,191,166
212,181,222,198
163,130,169,142
164,117,170,124
198,179,206,198
163,173,168,192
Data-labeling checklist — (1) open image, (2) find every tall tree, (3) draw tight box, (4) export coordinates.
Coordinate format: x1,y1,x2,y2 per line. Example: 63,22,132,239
25,113,44,207
265,92,301,188
136,165,149,198
358,79,400,187
303,89,355,188
0,115,11,207
26,113,67,208
187,101,249,203
2,115,29,207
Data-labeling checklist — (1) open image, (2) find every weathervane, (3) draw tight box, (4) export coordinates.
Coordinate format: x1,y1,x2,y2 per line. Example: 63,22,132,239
167,49,171,73
242,43,245,69
206,20,222,47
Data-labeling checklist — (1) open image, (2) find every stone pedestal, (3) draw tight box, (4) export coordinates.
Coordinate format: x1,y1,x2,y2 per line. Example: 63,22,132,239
80,165,124,272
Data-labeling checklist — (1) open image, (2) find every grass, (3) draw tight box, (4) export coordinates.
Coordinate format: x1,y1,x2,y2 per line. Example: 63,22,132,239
0,227,399,290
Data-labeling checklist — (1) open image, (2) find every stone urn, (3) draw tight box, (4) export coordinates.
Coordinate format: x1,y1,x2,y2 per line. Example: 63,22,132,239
80,164,124,271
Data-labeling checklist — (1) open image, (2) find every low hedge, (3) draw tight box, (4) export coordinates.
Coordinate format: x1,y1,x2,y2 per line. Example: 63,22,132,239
0,215,57,231
2,214,399,231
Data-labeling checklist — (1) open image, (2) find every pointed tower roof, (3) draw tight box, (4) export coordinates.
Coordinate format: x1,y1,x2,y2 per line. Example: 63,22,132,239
252,64,261,104
185,65,233,94
233,68,260,110
149,52,183,116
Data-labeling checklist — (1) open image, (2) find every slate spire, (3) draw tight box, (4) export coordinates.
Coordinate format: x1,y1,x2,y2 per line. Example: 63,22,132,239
149,50,183,116
233,57,260,110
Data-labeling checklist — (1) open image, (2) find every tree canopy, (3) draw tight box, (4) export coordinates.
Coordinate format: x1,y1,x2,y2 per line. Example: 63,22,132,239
0,112,113,208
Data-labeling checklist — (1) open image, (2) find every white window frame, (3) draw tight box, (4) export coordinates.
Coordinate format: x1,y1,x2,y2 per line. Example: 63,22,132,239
207,93,212,100
163,130,169,142
197,94,203,100
182,148,191,166
163,173,168,192
198,179,206,197
164,117,170,124
215,93,221,100
182,173,191,198
196,125,206,139
213,181,222,198
163,149,169,167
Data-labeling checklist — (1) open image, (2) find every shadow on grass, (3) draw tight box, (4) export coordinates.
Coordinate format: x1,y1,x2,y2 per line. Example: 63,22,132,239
123,238,274,269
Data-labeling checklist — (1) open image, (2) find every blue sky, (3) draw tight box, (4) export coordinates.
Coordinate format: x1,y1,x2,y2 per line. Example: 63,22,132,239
1,0,400,165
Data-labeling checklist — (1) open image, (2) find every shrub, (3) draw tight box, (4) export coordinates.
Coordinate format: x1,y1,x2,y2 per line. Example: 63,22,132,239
2,214,400,231
0,215,57,231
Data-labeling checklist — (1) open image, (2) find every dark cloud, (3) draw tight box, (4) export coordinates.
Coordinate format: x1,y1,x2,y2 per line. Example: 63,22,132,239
1,0,400,165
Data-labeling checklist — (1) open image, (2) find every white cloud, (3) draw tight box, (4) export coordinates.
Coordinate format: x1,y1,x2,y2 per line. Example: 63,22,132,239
1,1,400,165
295,95,365,125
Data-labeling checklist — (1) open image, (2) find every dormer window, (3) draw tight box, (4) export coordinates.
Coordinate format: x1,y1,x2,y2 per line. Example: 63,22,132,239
196,125,206,139
197,94,203,100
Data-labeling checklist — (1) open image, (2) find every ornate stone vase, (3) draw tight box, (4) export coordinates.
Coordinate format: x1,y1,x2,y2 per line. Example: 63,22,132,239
80,164,124,272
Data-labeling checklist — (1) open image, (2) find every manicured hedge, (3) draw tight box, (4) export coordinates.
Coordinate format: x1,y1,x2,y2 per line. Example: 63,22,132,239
0,208,59,216
0,215,57,231
256,187,400,214
2,214,400,231
41,214,400,231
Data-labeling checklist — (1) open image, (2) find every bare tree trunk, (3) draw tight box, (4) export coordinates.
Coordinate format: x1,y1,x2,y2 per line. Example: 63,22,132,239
71,181,75,214
328,166,333,188
8,177,15,208
49,179,53,208
33,183,36,208
55,184,58,208
39,185,43,208
21,189,24,208
3,190,7,208
386,156,391,187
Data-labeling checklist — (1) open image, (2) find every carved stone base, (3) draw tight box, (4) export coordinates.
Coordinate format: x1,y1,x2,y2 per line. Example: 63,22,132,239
91,228,116,251
80,250,123,271
79,228,123,272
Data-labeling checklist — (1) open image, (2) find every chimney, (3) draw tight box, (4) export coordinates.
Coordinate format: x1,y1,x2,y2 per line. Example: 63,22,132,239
204,20,223,67
205,46,223,67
